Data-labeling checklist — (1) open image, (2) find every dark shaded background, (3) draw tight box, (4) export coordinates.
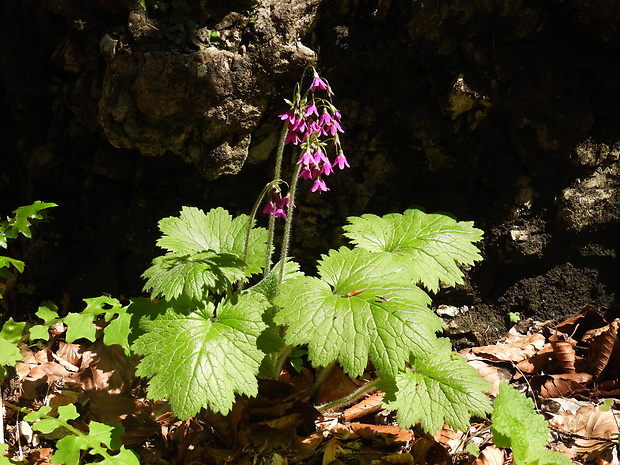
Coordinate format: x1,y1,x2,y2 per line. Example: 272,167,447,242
2,0,619,344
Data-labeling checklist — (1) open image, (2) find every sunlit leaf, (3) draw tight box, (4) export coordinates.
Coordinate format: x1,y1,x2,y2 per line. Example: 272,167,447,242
142,207,267,300
132,290,269,418
380,339,492,432
343,209,483,292
274,247,442,377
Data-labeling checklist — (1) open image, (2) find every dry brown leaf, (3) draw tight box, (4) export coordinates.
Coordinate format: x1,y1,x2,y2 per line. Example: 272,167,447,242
515,343,556,375
588,319,618,380
434,424,466,454
76,340,137,394
550,404,618,460
549,333,577,374
55,341,82,367
293,431,324,461
459,333,546,363
349,422,414,444
465,359,508,395
553,305,608,341
539,372,592,398
475,445,505,465
343,391,384,421
313,364,361,406
322,437,343,465
418,440,453,465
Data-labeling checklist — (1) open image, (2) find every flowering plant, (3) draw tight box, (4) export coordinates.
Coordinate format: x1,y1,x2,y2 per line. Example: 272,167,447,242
131,67,492,433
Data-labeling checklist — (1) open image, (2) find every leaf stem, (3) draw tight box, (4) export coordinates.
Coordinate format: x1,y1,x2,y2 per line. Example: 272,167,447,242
0,390,4,444
263,124,290,275
316,378,380,413
240,183,273,289
278,163,302,285
308,360,337,398
273,344,294,379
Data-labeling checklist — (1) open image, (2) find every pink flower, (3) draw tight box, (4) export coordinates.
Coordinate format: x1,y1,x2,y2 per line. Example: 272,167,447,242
285,131,301,145
279,110,296,123
289,118,306,134
323,119,344,137
299,167,313,180
305,103,319,117
334,152,350,170
306,121,322,138
321,160,334,176
274,195,290,219
312,149,329,165
297,149,315,166
310,71,328,92
264,188,291,219
263,201,276,216
311,178,329,192
319,111,333,126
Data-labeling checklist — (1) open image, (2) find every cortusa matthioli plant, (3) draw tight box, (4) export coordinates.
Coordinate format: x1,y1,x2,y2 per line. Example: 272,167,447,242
131,66,492,432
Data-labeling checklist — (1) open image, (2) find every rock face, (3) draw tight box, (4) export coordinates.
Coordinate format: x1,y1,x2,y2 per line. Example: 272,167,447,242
97,0,320,179
1,0,619,344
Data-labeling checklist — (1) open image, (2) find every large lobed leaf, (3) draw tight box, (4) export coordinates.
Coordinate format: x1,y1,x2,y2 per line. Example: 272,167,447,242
274,247,444,378
143,251,246,301
379,339,492,433
142,207,267,300
132,291,269,418
343,209,483,292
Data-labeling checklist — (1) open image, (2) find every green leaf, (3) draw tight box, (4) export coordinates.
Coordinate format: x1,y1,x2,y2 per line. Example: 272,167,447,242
466,443,480,457
143,207,267,300
103,313,133,354
491,382,548,455
343,209,483,292
10,201,57,239
534,449,575,465
26,404,139,465
250,259,304,302
51,436,82,465
132,291,269,418
491,382,572,465
600,398,614,412
100,448,141,465
87,421,116,450
29,302,61,341
274,247,443,378
143,251,246,301
64,296,124,343
1,318,26,343
29,405,78,434
0,338,22,374
0,318,25,378
379,339,492,433
63,312,97,343
0,256,24,272
0,443,16,464
156,206,267,274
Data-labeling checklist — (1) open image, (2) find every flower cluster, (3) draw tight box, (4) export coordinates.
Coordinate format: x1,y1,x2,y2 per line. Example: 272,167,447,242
264,68,348,220
278,70,348,194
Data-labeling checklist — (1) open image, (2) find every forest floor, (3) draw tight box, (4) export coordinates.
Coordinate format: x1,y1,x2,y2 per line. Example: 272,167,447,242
2,304,619,465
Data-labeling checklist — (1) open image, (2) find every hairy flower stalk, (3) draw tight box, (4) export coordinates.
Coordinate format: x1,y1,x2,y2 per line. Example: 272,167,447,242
260,66,348,285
